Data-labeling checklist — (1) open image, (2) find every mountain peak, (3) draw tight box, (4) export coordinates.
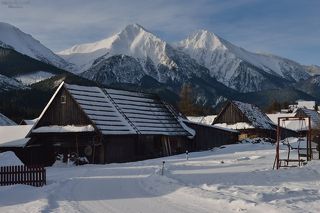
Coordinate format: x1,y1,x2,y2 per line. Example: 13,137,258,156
179,29,226,51
123,23,147,32
58,24,171,72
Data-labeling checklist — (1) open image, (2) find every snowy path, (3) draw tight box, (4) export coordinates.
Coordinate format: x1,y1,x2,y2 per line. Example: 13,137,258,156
1,141,320,212
39,163,215,213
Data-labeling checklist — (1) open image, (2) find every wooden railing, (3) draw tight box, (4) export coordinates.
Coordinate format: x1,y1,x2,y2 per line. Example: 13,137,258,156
0,165,46,187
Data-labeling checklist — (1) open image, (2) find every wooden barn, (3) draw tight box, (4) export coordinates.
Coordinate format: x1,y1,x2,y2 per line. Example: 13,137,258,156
19,82,194,166
213,100,297,140
183,119,239,151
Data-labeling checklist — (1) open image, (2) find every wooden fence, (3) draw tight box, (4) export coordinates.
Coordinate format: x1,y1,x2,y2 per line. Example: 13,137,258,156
0,165,46,187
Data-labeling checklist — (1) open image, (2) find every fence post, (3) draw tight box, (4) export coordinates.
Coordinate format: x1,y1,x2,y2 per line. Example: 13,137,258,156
0,167,2,186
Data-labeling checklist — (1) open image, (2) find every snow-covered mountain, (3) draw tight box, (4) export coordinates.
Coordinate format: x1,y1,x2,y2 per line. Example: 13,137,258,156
176,30,310,92
58,24,177,74
59,25,312,94
59,24,213,84
0,22,70,70
304,65,320,76
58,24,237,107
0,74,27,92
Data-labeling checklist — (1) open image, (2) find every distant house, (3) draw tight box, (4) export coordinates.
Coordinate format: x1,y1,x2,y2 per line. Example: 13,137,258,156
213,101,297,140
295,108,320,130
0,113,16,126
18,82,194,166
183,119,239,151
289,100,316,111
297,100,316,110
268,109,320,133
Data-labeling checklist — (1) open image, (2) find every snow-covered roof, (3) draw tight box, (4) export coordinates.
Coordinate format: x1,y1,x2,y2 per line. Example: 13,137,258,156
0,113,16,126
187,115,217,125
65,84,135,135
104,88,189,135
296,108,320,129
21,117,39,125
232,101,275,130
183,119,239,133
0,125,32,147
267,113,296,125
214,122,255,131
61,83,191,136
32,125,95,133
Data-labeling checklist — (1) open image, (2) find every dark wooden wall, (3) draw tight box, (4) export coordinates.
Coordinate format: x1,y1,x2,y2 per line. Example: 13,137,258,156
104,135,187,163
184,122,239,151
214,102,249,125
36,87,92,128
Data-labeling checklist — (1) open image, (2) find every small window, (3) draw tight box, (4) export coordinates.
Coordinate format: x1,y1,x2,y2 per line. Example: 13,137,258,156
61,95,66,104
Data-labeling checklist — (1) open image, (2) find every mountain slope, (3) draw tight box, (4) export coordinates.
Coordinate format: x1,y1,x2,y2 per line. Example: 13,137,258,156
176,30,310,92
296,75,320,100
0,47,70,85
304,65,320,76
0,74,27,92
0,22,70,70
238,87,319,109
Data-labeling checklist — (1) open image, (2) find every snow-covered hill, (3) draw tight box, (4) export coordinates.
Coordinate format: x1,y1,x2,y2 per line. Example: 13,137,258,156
0,74,27,92
176,30,310,92
0,22,70,70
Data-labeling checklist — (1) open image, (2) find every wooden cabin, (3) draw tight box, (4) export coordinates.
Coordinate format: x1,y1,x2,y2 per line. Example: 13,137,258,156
213,101,297,140
183,120,239,151
19,82,194,166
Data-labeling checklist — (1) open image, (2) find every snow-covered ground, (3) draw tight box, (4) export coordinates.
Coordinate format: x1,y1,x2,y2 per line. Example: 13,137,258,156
1,140,320,213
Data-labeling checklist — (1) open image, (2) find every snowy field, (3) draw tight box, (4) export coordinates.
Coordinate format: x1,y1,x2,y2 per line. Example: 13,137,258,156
1,140,320,213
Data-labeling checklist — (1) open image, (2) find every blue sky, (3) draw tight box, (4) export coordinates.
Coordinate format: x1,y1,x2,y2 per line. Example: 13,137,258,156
0,0,319,65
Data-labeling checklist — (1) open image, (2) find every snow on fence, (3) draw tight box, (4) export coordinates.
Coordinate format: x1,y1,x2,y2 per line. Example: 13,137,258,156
0,165,46,187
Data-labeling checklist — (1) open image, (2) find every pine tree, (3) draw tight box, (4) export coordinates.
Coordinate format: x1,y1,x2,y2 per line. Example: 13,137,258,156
266,100,281,113
178,84,197,115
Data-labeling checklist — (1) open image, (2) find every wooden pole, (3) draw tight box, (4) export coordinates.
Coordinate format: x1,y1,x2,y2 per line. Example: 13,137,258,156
308,117,312,161
275,117,280,169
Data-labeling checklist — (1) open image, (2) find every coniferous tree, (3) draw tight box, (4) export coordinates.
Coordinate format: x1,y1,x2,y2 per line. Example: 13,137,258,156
178,84,197,115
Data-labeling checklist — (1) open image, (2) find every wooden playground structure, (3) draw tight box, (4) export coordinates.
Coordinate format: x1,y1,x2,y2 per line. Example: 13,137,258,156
273,116,315,169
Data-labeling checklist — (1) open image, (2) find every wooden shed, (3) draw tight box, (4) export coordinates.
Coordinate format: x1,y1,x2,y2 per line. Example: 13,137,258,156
213,100,297,140
21,82,194,166
183,120,239,151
